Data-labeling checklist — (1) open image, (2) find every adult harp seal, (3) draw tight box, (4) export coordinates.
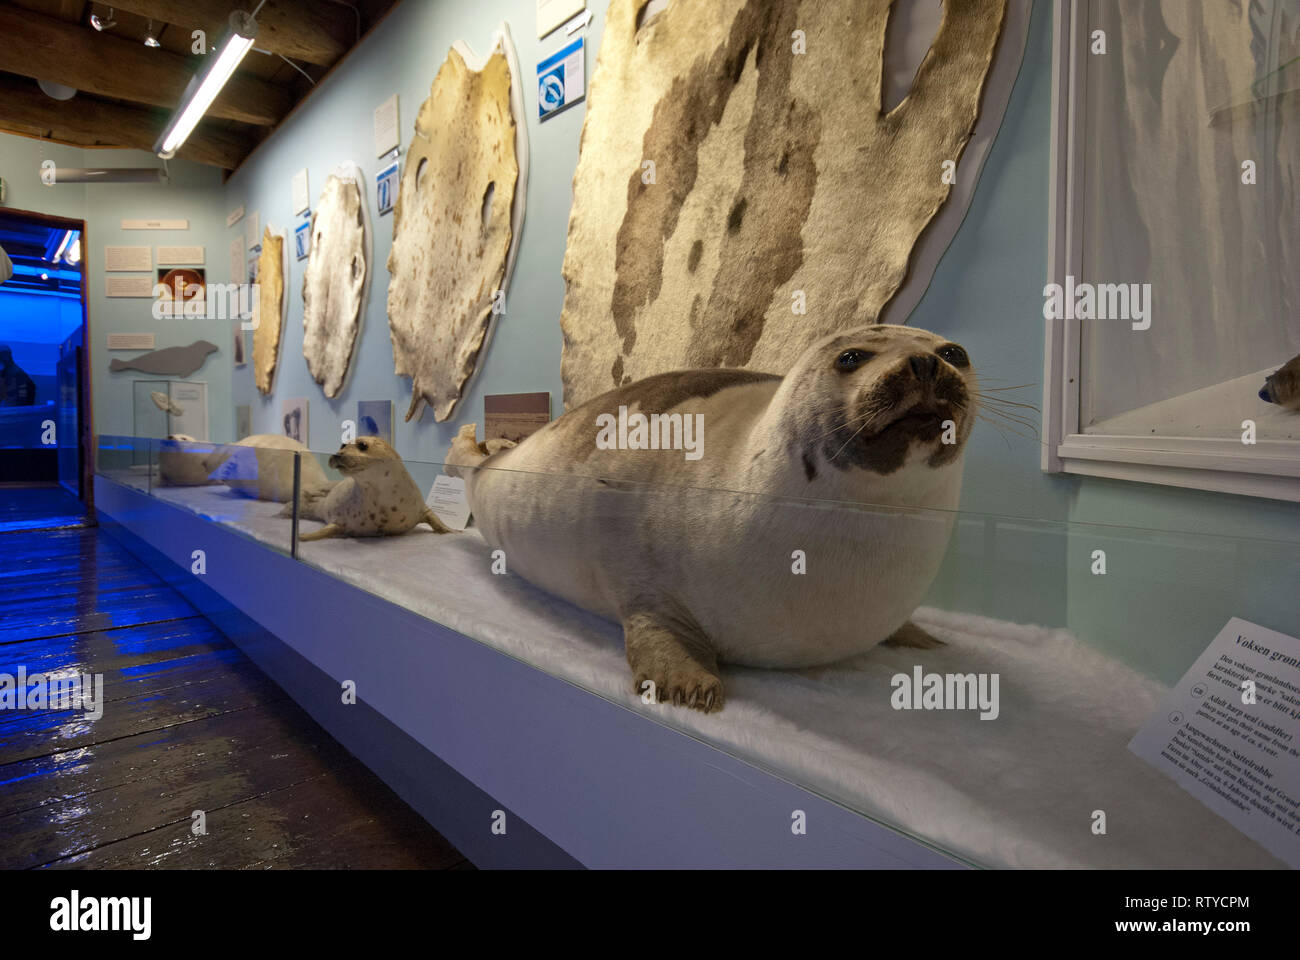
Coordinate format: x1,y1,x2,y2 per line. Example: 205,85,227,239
447,325,977,713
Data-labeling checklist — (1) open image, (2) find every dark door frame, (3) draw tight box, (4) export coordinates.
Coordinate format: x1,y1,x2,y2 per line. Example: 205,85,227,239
0,205,92,516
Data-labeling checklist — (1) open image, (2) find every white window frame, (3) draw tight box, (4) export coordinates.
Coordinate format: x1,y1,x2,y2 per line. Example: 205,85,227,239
1042,1,1300,503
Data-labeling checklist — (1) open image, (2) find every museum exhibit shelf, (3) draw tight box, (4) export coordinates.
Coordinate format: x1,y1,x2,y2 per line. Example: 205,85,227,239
94,435,1298,869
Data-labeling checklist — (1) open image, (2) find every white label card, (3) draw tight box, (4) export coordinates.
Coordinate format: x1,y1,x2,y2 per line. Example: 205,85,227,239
105,246,152,271
246,211,260,250
106,333,155,350
1129,618,1300,868
105,276,154,298
157,245,204,265
538,0,585,38
121,219,188,230
374,94,400,158
426,475,472,531
292,168,310,216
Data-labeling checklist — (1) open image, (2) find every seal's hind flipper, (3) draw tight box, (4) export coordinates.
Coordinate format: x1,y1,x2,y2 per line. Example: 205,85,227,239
883,621,946,649
298,523,341,542
421,507,453,534
623,610,723,713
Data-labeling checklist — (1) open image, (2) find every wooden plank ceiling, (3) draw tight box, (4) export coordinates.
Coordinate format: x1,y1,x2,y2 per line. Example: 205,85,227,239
0,0,400,172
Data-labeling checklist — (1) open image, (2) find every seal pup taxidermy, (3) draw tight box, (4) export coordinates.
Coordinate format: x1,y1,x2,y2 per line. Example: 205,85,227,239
295,436,453,541
447,324,977,713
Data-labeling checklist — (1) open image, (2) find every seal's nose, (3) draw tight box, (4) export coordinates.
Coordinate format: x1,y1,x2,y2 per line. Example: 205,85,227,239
908,353,939,381
328,454,340,469
1259,384,1274,403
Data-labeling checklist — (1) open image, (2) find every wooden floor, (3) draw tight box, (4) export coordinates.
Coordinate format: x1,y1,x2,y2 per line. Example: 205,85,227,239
0,485,87,534
0,524,472,869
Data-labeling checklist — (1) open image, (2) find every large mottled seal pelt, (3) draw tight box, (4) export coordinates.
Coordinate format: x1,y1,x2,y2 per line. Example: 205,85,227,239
294,437,452,542
447,324,976,712
203,434,331,502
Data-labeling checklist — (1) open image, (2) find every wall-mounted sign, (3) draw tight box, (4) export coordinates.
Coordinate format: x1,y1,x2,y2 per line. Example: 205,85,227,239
376,160,399,216
105,276,154,297
374,93,400,158
292,168,310,216
537,37,585,120
157,245,205,265
245,211,260,251
538,0,585,39
106,333,156,351
294,218,311,261
121,219,188,230
227,204,245,227
105,245,152,272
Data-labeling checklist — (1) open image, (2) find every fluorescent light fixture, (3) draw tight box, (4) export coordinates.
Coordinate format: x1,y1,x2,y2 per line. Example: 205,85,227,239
153,11,258,159
52,230,75,263
66,236,81,265
89,6,116,31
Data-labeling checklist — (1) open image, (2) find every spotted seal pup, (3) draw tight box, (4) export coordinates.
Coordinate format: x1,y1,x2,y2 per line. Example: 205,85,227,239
296,436,452,541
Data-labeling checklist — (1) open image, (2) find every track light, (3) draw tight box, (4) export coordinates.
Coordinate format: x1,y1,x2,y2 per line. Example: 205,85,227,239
153,11,258,159
89,6,116,31
144,20,161,47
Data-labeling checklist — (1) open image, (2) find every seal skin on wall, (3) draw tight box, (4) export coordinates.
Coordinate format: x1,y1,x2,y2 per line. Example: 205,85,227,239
559,0,1006,406
302,172,367,398
387,34,521,423
253,228,285,396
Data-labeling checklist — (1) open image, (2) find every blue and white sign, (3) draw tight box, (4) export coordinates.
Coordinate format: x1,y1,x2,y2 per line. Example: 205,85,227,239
376,160,399,216
537,36,584,121
294,217,311,262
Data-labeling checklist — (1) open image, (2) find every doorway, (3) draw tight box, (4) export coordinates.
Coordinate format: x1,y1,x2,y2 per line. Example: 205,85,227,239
0,207,91,532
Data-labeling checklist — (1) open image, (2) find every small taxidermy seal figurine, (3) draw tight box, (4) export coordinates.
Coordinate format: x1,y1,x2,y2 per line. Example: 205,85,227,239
447,324,977,713
294,436,452,542
1259,353,1300,410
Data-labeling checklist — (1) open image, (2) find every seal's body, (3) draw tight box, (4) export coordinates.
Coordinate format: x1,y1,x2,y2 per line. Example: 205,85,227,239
298,436,450,541
204,434,331,502
448,325,976,711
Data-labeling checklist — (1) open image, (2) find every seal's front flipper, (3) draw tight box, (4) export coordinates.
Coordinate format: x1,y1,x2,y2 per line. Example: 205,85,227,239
420,507,453,534
298,523,341,542
623,610,724,713
883,620,946,649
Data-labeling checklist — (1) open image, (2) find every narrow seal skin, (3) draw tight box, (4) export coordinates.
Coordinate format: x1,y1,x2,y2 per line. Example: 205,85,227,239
446,324,977,714
294,437,452,542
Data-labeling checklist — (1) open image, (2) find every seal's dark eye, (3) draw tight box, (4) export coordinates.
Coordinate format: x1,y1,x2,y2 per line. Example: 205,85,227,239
936,344,969,368
835,349,873,371
357,441,368,451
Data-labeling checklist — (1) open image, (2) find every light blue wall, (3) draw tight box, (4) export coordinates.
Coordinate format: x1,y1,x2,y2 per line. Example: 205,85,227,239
913,2,1299,682
227,0,599,459
0,134,231,440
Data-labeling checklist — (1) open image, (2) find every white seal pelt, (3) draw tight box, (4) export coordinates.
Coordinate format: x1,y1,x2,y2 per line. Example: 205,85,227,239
296,437,452,542
447,325,976,713
158,434,216,486
203,434,332,503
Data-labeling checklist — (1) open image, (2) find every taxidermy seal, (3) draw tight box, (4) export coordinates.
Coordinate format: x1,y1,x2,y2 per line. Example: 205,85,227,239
203,434,332,502
1259,353,1300,410
158,434,218,486
447,324,976,712
294,437,452,541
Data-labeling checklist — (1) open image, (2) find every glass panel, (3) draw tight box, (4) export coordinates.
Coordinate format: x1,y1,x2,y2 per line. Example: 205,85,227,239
96,434,1299,867
1079,0,1300,441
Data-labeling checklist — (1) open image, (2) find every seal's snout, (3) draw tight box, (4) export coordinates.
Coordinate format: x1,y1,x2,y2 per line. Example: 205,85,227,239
908,353,939,381
1259,382,1274,403
328,453,341,469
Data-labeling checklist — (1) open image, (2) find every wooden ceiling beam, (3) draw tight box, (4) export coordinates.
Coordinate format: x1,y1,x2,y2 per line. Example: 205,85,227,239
0,5,291,125
106,0,353,67
0,75,254,169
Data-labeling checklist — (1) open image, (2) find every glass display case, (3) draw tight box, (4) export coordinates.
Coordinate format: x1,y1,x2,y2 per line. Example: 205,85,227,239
93,432,1300,869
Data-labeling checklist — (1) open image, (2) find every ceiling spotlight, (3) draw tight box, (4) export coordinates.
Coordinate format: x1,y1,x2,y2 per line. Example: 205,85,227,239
144,20,161,47
89,6,116,31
